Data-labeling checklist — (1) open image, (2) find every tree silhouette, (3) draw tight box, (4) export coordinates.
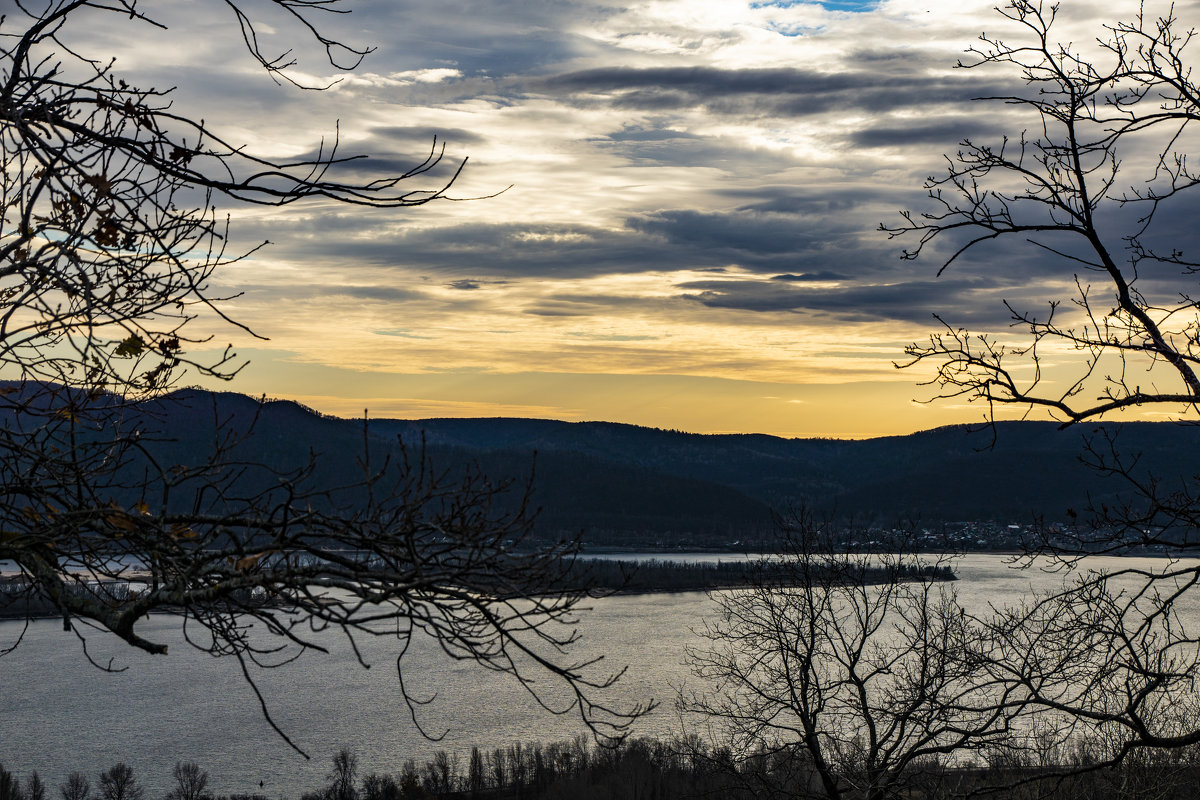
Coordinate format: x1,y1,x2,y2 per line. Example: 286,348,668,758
58,773,89,800
165,763,209,800
888,0,1200,427
682,521,1016,800
97,765,142,800
0,0,644,753
889,0,1200,775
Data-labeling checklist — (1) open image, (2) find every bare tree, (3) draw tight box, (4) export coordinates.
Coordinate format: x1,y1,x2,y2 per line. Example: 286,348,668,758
58,773,89,800
26,773,46,800
681,520,1019,800
96,765,142,800
0,767,20,800
164,763,209,800
887,0,1200,427
0,0,645,753
979,566,1200,767
326,749,358,800
885,0,1200,779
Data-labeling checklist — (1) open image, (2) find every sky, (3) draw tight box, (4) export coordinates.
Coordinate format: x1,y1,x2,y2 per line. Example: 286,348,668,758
53,0,1200,437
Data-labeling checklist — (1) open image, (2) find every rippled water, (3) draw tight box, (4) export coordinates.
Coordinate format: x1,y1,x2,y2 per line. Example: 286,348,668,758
2,554,1195,796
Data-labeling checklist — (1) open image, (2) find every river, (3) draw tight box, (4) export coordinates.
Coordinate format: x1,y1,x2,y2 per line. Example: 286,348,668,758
2,553,1196,796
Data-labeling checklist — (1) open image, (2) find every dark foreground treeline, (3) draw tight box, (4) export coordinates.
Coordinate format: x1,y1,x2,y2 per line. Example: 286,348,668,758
0,559,954,619
0,579,138,620
7,733,1200,800
574,557,955,594
0,579,263,621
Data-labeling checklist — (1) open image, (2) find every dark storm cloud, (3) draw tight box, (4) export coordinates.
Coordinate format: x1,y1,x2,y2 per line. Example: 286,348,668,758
1103,184,1200,272
377,23,597,76
844,46,948,68
238,203,897,282
263,220,717,276
736,195,861,215
541,66,1019,117
628,209,845,255
231,283,428,303
677,277,1010,324
624,209,888,276
727,186,878,215
849,118,1001,148
546,66,895,94
446,279,510,290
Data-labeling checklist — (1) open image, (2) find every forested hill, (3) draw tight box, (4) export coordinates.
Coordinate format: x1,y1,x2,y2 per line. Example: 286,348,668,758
44,387,1200,544
369,415,1200,524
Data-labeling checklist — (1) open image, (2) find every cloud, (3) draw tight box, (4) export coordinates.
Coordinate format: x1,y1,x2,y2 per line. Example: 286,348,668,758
388,68,464,84
523,305,592,317
236,207,901,284
42,0,1138,434
593,127,804,172
374,329,435,339
566,332,661,342
604,125,704,142
772,271,849,281
370,125,487,146
445,278,511,290
848,118,1004,149
675,274,1058,326
731,188,865,215
541,66,1018,118
327,285,429,302
629,209,827,254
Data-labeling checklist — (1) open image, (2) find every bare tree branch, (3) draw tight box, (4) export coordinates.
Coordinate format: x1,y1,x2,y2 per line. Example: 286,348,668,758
0,0,646,754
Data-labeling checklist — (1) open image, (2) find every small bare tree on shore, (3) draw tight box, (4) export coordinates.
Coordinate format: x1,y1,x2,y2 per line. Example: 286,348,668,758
681,519,1025,800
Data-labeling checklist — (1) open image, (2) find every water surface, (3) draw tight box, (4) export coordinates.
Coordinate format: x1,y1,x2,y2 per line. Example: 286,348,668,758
3,553,1195,795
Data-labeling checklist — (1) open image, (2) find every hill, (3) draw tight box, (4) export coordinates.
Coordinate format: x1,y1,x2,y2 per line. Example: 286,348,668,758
23,386,1200,546
370,415,1200,528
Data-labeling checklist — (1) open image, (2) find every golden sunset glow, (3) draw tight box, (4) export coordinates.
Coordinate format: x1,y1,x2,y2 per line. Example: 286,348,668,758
96,0,1182,437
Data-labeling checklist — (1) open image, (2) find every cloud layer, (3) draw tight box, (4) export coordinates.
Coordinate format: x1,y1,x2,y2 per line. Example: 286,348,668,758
37,0,1185,435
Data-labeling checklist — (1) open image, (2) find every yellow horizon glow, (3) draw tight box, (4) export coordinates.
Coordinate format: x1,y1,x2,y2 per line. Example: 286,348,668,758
190,346,1191,440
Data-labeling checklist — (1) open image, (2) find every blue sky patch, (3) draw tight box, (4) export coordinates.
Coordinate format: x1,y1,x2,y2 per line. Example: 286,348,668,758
753,0,880,13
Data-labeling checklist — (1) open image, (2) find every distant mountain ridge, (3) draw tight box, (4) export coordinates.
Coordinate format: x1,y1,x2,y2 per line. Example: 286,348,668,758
370,412,1200,531
13,385,1200,543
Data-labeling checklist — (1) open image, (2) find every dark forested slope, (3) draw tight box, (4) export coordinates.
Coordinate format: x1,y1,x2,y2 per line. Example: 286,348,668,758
31,386,1200,543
